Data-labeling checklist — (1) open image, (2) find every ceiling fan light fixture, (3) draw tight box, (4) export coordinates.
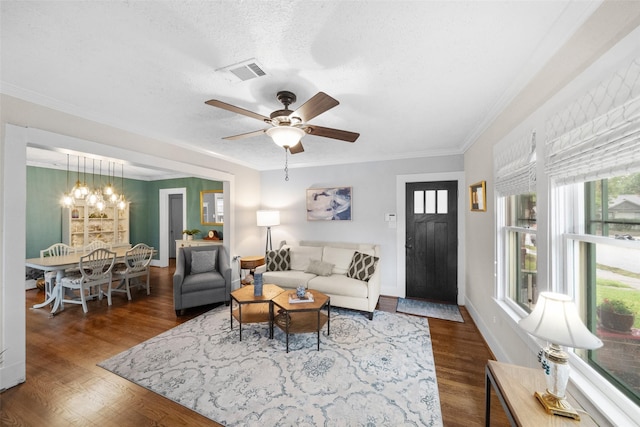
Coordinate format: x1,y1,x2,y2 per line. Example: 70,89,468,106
266,126,305,148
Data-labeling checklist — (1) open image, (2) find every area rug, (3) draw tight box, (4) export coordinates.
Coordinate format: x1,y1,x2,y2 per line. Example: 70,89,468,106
396,298,464,323
98,306,442,426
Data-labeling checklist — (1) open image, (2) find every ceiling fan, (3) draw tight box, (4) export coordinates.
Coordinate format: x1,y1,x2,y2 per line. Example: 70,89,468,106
205,91,359,154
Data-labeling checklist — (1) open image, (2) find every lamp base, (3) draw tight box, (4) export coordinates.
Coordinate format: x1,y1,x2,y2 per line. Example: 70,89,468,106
534,391,580,420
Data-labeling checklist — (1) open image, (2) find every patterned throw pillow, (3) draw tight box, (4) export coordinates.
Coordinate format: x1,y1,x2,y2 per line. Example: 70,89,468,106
266,248,290,271
190,250,217,275
304,259,334,276
346,251,379,281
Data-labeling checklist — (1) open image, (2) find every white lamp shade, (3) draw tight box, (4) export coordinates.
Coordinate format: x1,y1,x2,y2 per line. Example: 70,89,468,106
519,292,603,349
266,126,305,148
256,210,280,227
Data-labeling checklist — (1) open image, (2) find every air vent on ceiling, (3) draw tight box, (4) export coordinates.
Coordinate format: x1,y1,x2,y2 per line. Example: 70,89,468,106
218,59,267,82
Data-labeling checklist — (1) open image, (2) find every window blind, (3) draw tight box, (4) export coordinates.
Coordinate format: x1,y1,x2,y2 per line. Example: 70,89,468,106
545,58,640,184
494,131,536,196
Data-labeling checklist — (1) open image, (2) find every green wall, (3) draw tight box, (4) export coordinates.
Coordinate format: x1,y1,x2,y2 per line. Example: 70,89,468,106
26,166,222,258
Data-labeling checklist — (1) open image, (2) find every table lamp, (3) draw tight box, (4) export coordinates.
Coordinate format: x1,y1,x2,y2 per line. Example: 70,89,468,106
518,292,603,420
256,210,280,252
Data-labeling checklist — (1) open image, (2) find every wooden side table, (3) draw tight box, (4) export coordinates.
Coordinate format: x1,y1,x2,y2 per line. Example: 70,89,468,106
271,289,330,353
240,255,265,286
229,284,284,341
485,360,597,426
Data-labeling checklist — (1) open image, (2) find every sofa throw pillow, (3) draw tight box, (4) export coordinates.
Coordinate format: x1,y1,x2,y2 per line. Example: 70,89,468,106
347,251,379,281
266,248,290,271
190,250,217,275
304,258,334,276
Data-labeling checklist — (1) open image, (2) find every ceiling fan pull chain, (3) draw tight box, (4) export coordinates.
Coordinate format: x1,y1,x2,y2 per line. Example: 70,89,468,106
284,149,289,181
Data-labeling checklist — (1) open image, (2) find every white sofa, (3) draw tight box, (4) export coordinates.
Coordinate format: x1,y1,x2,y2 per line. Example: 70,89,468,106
262,240,381,319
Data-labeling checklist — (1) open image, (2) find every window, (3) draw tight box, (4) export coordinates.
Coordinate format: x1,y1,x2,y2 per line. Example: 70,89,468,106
504,194,537,311
543,56,640,417
413,190,448,214
494,130,537,312
572,173,640,405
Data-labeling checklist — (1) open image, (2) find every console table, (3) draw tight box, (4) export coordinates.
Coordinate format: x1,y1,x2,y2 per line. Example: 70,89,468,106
175,238,222,255
485,360,597,426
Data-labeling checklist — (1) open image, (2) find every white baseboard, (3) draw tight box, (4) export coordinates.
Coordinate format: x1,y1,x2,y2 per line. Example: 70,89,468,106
0,361,26,392
463,296,511,363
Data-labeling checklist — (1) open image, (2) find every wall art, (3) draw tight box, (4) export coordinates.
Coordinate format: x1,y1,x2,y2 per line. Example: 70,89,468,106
306,187,352,220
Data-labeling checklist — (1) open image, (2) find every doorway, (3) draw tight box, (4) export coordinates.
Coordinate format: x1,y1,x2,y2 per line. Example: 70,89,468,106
405,180,458,303
168,194,183,259
159,188,187,267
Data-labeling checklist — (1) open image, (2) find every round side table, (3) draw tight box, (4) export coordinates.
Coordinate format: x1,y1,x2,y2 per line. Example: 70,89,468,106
240,255,266,286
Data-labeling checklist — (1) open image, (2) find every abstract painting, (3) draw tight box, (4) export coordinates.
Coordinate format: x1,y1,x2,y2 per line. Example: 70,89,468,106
306,187,352,220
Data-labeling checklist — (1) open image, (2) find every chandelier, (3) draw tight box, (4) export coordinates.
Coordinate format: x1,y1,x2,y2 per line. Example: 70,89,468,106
62,155,127,211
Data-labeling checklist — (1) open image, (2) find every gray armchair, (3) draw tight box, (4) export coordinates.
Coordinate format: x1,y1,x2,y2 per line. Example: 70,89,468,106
173,245,231,315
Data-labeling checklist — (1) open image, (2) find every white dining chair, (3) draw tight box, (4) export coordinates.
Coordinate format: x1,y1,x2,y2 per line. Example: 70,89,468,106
111,243,154,300
83,240,111,252
60,248,116,313
40,243,77,299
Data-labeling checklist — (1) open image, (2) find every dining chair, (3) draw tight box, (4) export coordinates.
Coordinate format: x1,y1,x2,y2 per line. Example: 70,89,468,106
60,248,116,313
83,240,111,252
111,243,154,300
40,243,78,299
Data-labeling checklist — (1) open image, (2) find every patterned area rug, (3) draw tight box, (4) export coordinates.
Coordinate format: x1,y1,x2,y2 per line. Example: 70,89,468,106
99,306,443,426
396,298,464,323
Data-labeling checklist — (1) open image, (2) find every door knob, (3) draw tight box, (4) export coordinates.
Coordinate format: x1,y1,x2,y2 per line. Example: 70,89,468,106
405,244,413,249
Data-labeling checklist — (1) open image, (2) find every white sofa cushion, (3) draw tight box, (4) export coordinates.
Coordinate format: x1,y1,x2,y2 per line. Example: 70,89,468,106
284,245,323,271
309,274,369,299
263,270,316,288
322,246,356,274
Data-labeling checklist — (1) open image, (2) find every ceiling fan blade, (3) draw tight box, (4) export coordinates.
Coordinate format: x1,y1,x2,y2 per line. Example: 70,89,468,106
222,129,266,140
292,92,339,122
305,125,359,142
205,99,270,122
288,141,305,154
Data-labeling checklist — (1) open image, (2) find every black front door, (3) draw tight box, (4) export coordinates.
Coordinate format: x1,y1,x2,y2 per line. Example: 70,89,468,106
405,181,458,303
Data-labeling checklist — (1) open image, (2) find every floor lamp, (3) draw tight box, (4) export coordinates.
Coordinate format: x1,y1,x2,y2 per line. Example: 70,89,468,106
256,210,280,253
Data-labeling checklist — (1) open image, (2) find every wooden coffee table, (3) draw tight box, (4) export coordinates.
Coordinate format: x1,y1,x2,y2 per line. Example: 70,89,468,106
230,284,284,341
271,289,330,352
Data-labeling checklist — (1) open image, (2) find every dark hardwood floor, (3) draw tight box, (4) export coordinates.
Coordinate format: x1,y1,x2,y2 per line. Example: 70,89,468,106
1,262,508,426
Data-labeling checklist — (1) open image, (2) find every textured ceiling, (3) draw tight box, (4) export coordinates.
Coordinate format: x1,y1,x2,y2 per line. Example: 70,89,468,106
1,1,602,175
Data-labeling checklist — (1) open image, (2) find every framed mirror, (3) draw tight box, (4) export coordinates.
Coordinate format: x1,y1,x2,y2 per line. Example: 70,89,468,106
201,190,224,225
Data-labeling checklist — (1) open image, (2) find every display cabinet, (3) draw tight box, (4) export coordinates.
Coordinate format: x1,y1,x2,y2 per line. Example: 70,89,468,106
62,201,130,249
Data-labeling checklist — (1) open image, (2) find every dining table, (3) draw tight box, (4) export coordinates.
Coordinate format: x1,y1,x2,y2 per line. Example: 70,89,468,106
26,246,135,315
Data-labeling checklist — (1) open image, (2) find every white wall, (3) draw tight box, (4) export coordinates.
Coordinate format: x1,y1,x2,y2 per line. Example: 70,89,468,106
260,154,464,297
0,95,263,391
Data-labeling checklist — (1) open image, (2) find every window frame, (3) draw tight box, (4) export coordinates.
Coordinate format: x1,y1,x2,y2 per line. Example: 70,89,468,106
496,193,538,315
504,225,538,311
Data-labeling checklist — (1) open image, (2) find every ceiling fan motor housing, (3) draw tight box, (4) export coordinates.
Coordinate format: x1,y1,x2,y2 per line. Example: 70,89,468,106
276,90,296,107
268,91,301,126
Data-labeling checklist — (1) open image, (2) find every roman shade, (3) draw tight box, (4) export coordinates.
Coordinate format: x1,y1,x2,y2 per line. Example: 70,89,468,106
494,130,536,196
545,58,640,184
